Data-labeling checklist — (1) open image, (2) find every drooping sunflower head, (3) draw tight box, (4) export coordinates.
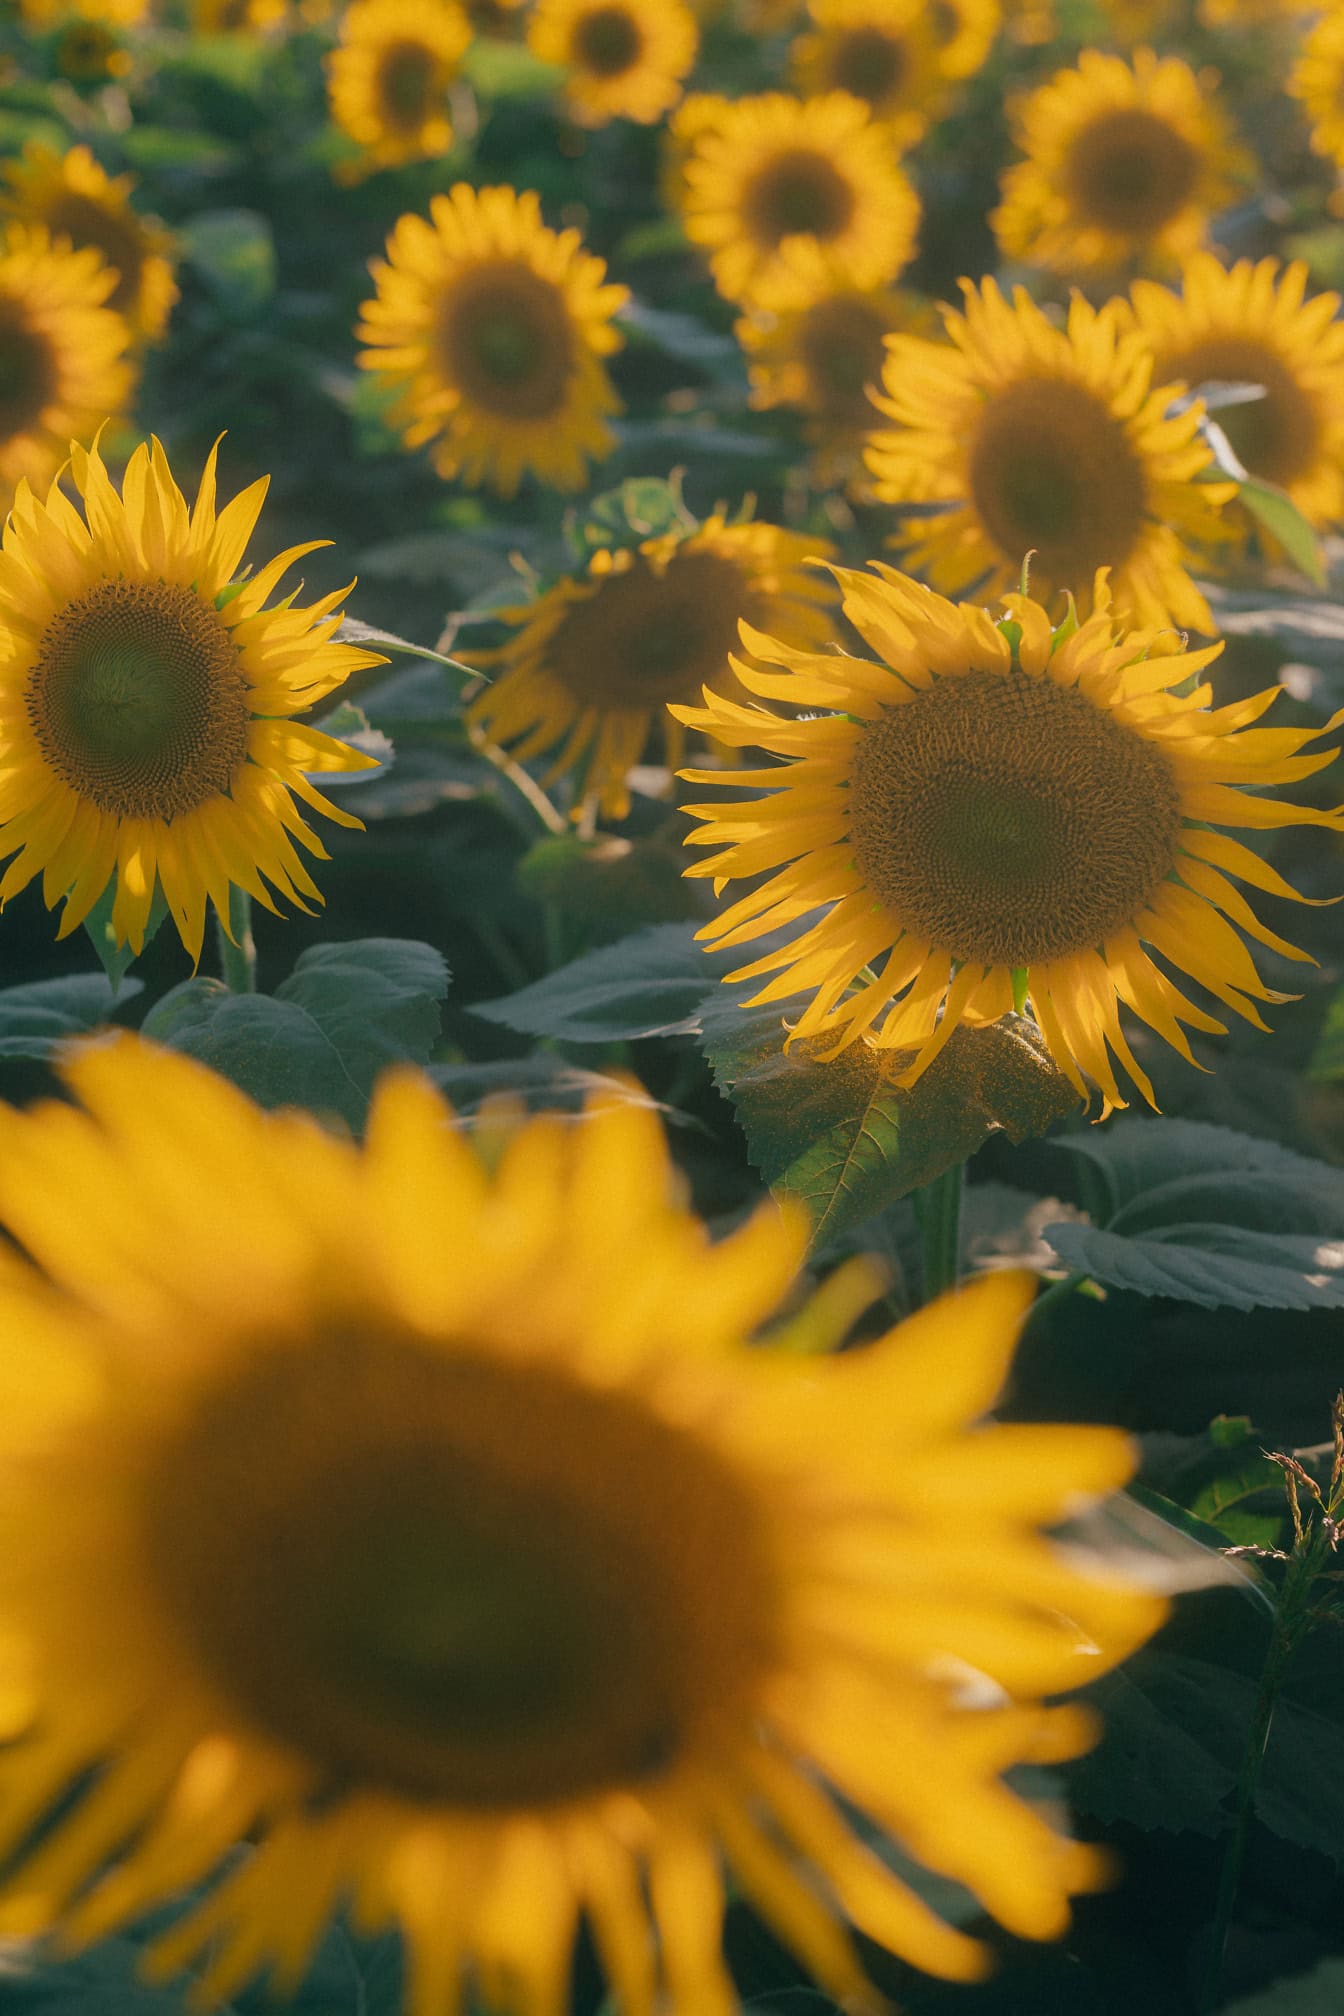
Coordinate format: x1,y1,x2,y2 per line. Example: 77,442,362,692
675,562,1344,1110
789,0,967,151
0,434,385,959
0,225,134,508
992,48,1251,278
1128,253,1344,537
357,185,628,498
1289,8,1344,178
529,0,699,127
677,90,921,309
0,145,177,345
0,1030,1166,2010
865,276,1234,632
326,0,472,179
467,512,838,819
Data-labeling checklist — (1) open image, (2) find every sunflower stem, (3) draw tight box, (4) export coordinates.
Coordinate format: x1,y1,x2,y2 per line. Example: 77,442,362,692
217,887,257,994
913,1161,964,1302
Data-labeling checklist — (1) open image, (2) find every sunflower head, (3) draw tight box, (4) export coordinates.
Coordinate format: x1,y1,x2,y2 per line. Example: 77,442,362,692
926,0,1000,75
326,0,472,179
357,184,628,498
1289,8,1344,177
466,511,838,819
789,0,967,151
0,434,385,959
49,18,133,80
0,1030,1166,2010
1128,253,1344,538
193,0,290,31
674,560,1343,1111
0,146,177,345
992,48,1251,278
677,90,921,308
865,275,1234,632
529,0,699,126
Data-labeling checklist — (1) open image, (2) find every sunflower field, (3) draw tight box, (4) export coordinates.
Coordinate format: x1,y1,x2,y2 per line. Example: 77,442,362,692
0,0,1340,2011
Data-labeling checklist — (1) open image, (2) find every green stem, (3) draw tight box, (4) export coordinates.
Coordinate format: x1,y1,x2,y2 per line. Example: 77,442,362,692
1024,1270,1088,1329
216,885,257,994
913,1161,964,1302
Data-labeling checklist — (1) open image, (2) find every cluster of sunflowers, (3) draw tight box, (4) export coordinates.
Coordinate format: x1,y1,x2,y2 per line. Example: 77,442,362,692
0,0,1336,2014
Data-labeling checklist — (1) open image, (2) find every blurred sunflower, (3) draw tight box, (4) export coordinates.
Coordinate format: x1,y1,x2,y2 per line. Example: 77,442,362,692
1289,8,1344,177
678,91,920,308
926,0,1000,75
529,0,699,126
357,185,627,497
50,19,132,80
865,278,1232,632
992,49,1250,278
0,227,133,508
1129,254,1344,536
0,435,383,959
18,0,147,23
468,513,836,820
660,87,730,209
327,0,471,179
790,0,963,151
0,146,177,346
193,0,289,29
0,1032,1165,2011
675,564,1344,1108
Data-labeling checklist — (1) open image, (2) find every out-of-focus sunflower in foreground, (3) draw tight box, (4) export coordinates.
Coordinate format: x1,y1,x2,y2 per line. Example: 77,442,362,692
529,0,699,127
866,278,1232,633
0,144,177,345
326,0,472,179
0,226,133,507
467,512,836,820
675,563,1343,1111
678,90,920,308
1129,254,1344,538
357,185,628,497
992,49,1249,278
0,1033,1166,2013
0,435,383,959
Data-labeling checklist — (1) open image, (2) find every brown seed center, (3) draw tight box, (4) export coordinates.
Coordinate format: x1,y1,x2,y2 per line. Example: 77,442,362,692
572,3,643,76
743,147,856,247
829,26,907,107
797,293,890,422
0,302,53,441
548,550,752,711
968,375,1148,583
440,260,575,420
1156,335,1319,490
1065,108,1200,237
376,39,440,131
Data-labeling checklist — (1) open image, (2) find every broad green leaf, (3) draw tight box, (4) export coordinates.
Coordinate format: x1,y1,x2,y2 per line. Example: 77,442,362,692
82,879,170,990
1224,1961,1344,2014
181,208,276,317
567,475,696,559
142,940,449,1131
1051,1117,1341,1222
472,921,733,1042
703,1007,1081,1245
1041,1217,1344,1311
1238,479,1328,586
335,618,478,680
617,303,746,383
1140,1417,1287,1553
0,973,143,1059
515,832,704,934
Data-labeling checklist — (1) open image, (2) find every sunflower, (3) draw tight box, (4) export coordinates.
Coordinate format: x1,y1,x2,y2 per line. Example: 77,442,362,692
1129,254,1344,537
50,19,133,80
926,0,1000,77
865,278,1233,633
992,49,1250,279
193,0,290,31
675,564,1344,1110
0,227,134,510
0,435,383,960
326,0,472,180
357,185,627,498
0,146,177,346
738,240,932,491
789,0,966,152
1289,8,1344,177
677,91,921,309
529,0,699,127
17,0,147,24
0,1031,1166,2010
468,514,837,820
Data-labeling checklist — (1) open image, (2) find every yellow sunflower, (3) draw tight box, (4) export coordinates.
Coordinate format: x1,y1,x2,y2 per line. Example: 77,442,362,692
677,91,921,309
50,19,133,80
1129,254,1344,538
675,563,1344,1110
467,514,837,821
193,0,289,31
17,0,147,24
0,145,177,346
992,49,1251,279
865,277,1233,633
529,0,699,127
0,435,383,960
0,1031,1165,2010
1289,7,1344,177
326,0,472,180
790,0,966,152
0,226,134,510
926,0,1000,77
357,185,627,498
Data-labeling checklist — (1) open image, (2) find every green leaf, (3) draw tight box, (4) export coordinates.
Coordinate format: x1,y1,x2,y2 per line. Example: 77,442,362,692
335,618,478,681
142,940,449,1132
1051,1117,1341,1224
472,921,733,1042
312,700,394,782
703,1006,1081,1246
1307,981,1344,1081
1224,1961,1344,2014
515,832,704,934
1042,1218,1344,1311
0,973,143,1059
460,36,563,95
1121,1484,1276,1612
1140,1418,1287,1553
181,208,276,318
431,1056,684,1120
82,880,170,990
617,302,746,383
567,475,696,559
1238,478,1328,586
